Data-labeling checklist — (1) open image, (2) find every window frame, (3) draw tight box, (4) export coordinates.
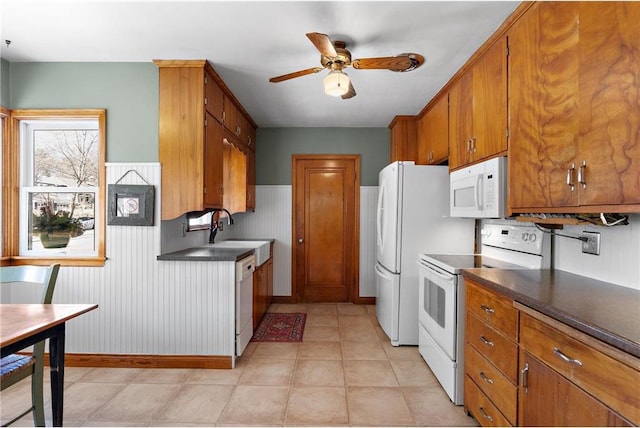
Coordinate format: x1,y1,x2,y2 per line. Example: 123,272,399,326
0,107,8,265
7,109,106,267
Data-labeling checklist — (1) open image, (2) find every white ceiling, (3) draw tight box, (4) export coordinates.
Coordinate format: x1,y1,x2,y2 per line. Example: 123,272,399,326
0,1,519,128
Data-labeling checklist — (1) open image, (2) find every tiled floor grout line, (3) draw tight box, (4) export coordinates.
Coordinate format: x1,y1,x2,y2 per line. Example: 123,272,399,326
2,303,476,427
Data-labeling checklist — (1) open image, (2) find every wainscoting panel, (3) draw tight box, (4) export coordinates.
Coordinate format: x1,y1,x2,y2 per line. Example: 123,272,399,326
18,174,379,358
232,185,293,297
359,186,378,298
49,163,237,358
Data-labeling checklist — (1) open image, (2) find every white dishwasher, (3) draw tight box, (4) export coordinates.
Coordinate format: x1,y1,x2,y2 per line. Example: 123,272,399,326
235,254,256,356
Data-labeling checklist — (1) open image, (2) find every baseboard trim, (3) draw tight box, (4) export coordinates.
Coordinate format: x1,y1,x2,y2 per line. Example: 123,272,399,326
44,353,233,369
271,296,295,304
271,296,376,305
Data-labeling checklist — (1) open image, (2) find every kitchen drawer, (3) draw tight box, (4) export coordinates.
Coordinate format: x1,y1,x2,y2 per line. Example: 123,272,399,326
466,280,518,340
464,375,512,427
467,312,518,383
466,343,517,424
520,313,640,424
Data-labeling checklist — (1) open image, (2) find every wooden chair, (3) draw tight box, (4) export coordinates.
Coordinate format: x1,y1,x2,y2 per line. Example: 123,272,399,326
1,264,60,427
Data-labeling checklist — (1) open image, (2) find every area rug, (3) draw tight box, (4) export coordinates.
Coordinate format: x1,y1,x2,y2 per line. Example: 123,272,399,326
252,312,306,342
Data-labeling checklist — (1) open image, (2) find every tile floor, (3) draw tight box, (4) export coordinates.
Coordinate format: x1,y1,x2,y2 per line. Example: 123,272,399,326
1,303,477,427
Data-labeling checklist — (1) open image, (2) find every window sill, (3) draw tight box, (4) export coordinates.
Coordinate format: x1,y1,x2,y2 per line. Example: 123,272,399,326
8,256,107,267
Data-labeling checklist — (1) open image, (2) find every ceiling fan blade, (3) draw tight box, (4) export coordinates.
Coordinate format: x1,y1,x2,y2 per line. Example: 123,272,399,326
269,67,324,83
341,81,356,99
306,32,338,58
352,56,415,71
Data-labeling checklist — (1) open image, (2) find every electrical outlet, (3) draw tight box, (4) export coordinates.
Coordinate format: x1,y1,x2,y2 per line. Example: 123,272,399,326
581,231,600,255
217,220,224,231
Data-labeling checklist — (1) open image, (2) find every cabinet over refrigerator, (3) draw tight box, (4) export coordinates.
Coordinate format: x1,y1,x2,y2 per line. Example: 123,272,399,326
375,161,475,346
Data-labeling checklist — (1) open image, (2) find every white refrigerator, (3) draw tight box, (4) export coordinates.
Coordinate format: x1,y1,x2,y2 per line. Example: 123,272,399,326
375,161,474,346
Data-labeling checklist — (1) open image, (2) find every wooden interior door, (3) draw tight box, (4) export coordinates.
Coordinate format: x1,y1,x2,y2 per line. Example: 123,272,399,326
292,155,360,303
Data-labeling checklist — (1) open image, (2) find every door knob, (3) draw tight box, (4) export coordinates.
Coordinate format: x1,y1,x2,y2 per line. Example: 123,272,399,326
298,238,304,243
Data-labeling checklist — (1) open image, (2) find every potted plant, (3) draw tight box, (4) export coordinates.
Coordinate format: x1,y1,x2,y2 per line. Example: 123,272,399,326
34,203,83,249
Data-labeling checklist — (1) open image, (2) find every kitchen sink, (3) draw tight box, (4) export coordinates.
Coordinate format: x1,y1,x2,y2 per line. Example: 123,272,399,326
210,240,271,266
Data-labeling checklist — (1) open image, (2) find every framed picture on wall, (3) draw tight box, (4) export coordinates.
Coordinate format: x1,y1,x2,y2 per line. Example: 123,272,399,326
107,184,154,226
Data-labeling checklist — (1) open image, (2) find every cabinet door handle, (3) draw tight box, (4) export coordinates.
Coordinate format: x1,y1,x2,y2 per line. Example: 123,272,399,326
479,371,494,384
577,160,587,189
480,304,495,314
553,347,583,366
566,163,575,191
479,335,494,347
466,138,472,153
520,362,529,392
471,136,477,153
478,407,493,422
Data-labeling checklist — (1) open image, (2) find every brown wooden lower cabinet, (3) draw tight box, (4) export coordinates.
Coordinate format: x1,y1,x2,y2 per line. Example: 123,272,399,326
252,245,274,330
464,279,639,426
465,375,512,427
518,351,631,427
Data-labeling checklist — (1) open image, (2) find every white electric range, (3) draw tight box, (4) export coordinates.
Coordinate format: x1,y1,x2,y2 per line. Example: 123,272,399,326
416,222,550,405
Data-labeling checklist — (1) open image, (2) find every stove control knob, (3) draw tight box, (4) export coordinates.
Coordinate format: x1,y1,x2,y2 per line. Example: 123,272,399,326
529,234,537,243
481,228,491,237
522,233,529,241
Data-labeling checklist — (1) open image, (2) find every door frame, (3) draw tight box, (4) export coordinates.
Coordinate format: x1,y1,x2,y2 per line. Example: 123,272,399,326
291,154,362,304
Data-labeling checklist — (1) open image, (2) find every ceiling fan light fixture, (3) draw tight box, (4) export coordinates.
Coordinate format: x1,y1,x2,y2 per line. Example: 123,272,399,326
323,70,350,97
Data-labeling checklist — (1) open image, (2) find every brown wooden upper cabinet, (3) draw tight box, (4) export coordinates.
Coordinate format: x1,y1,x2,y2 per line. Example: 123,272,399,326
417,93,449,165
389,116,418,163
205,72,224,123
223,97,256,149
156,59,257,220
508,2,640,214
156,60,224,220
246,148,256,211
449,37,508,171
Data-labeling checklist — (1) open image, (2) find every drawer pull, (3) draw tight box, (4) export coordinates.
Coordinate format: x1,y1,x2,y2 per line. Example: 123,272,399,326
480,304,495,314
479,407,493,422
553,347,583,366
480,335,494,347
479,371,494,384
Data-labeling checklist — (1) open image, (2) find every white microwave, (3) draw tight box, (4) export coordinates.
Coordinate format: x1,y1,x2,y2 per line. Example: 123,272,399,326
450,157,506,218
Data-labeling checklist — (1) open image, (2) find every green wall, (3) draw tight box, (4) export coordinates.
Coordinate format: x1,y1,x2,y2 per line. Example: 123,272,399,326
7,62,390,185
8,62,158,162
256,127,389,186
1,59,9,107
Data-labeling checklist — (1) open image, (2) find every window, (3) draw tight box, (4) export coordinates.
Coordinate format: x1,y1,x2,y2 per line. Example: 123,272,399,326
11,110,106,264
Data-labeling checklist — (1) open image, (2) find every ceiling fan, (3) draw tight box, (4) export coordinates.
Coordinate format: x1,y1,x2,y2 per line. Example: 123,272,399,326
269,32,424,99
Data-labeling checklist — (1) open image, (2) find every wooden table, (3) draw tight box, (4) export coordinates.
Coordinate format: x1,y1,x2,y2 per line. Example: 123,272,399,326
1,304,98,427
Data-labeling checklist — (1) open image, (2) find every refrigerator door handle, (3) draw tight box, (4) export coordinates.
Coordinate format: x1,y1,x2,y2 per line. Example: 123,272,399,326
376,183,385,250
375,263,393,280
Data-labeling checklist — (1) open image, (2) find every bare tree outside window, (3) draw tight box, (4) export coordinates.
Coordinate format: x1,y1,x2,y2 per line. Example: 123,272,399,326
34,129,99,219
22,121,100,254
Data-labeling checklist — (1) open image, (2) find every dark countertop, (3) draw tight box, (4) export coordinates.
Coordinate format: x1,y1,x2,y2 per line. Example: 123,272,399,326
156,238,275,262
461,268,640,358
156,246,254,261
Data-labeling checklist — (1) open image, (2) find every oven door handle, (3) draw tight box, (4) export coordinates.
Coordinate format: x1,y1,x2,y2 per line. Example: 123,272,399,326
417,261,454,281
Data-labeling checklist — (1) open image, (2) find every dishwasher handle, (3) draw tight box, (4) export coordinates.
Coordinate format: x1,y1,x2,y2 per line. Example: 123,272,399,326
236,255,256,279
